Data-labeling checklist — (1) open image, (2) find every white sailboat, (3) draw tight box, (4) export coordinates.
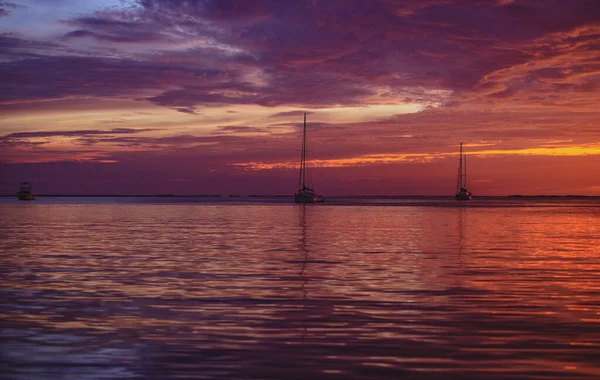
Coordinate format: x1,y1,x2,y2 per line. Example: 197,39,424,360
455,142,472,200
294,113,318,203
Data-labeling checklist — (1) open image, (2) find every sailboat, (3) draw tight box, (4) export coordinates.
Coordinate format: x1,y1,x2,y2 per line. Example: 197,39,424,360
455,142,472,200
17,182,35,201
294,113,318,203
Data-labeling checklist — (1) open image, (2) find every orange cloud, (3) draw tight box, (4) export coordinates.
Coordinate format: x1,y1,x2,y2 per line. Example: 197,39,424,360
233,144,600,171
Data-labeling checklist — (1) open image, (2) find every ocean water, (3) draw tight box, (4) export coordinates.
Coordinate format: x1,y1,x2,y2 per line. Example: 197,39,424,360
1,197,599,379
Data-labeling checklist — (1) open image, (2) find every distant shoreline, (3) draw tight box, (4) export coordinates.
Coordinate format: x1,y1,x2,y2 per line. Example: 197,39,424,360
1,194,598,199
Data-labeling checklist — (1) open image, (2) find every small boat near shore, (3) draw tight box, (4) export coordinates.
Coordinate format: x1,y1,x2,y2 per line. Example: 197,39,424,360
455,142,472,201
17,182,35,201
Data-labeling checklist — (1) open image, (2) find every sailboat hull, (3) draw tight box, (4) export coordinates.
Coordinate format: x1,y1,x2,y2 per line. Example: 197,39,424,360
455,193,472,201
17,192,35,201
294,194,318,203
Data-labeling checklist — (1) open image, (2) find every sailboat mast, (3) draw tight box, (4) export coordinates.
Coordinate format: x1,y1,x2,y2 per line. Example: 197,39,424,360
457,142,463,191
302,113,307,189
463,154,467,188
297,114,305,190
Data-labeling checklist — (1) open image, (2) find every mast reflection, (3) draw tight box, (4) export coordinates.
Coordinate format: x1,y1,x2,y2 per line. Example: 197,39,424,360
298,204,309,341
455,206,466,288
458,206,465,258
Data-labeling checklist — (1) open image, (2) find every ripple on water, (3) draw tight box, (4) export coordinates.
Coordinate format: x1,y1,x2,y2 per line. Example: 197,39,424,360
1,201,599,379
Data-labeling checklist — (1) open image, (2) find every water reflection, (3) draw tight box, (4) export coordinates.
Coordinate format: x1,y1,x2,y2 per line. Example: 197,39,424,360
0,200,599,379
298,205,309,342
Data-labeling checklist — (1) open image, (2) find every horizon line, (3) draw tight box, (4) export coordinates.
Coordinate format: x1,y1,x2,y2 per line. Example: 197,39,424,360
2,194,599,198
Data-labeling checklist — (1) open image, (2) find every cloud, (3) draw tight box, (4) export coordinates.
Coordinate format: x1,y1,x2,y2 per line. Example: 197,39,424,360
0,2,25,17
135,0,272,22
61,16,170,44
173,107,199,114
62,29,161,44
2,107,600,195
269,110,314,118
214,125,268,134
2,0,599,112
2,128,159,139
0,33,61,61
2,0,600,195
0,55,227,104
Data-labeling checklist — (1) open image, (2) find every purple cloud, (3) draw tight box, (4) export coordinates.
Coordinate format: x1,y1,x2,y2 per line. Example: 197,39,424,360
214,125,269,134
2,0,599,110
2,128,159,139
0,2,25,17
269,110,314,118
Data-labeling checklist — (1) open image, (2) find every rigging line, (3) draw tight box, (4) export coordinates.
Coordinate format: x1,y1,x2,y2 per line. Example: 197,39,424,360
302,113,307,189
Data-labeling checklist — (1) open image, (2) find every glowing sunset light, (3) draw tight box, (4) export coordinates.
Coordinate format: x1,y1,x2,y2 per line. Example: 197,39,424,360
235,145,600,171
233,154,434,170
470,146,600,157
1,0,599,195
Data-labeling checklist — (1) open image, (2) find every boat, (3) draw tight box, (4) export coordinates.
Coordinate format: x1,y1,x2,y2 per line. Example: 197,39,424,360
455,142,472,200
17,182,35,201
294,113,319,203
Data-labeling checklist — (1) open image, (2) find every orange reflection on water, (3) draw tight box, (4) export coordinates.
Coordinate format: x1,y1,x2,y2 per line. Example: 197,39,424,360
1,198,599,379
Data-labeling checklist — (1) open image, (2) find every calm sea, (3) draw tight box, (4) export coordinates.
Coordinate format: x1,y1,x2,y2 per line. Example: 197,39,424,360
1,197,599,379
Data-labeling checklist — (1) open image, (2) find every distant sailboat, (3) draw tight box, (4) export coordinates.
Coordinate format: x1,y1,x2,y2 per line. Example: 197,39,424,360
455,142,472,200
17,182,35,201
294,113,318,203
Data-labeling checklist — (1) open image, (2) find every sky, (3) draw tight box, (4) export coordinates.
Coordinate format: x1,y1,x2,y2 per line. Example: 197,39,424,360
1,0,599,196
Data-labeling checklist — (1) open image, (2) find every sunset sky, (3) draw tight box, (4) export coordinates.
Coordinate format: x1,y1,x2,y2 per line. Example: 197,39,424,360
1,0,599,195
